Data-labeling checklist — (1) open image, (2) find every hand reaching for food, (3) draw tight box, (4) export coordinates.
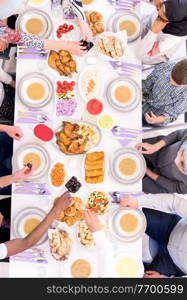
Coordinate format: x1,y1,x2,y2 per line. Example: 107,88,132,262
84,209,102,233
14,166,33,181
77,17,93,42
65,41,87,56
54,191,72,217
120,195,138,210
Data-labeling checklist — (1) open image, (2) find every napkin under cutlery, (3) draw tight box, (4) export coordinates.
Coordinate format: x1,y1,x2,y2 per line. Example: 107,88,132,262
110,61,142,77
111,126,142,146
16,110,52,125
109,191,144,203
13,182,51,195
17,47,48,60
10,248,48,264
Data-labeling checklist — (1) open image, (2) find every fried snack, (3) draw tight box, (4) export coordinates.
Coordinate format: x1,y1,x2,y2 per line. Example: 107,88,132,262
85,151,105,184
64,206,77,217
56,121,99,155
72,197,83,210
50,163,65,188
56,210,64,221
50,230,72,260
63,216,77,226
96,35,124,58
85,10,105,36
48,50,77,77
78,221,95,248
74,210,84,221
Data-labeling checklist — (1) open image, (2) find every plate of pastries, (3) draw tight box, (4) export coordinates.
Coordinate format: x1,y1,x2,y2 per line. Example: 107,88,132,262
48,50,77,77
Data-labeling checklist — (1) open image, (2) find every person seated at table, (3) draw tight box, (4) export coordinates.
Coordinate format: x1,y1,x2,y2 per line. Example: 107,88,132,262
0,66,16,124
142,60,187,126
0,192,71,261
84,210,114,277
120,193,187,278
0,0,92,56
136,128,187,194
0,124,32,195
140,0,187,65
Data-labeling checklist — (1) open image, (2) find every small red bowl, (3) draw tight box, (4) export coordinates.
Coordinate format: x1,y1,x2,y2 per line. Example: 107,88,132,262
87,99,103,115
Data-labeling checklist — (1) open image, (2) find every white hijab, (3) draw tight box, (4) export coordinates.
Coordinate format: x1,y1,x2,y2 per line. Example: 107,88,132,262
0,0,24,19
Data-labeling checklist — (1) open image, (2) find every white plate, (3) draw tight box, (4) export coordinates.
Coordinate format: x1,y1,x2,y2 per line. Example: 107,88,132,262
16,8,53,39
114,252,144,278
108,208,147,243
48,160,67,192
110,147,146,184
78,65,103,102
13,207,47,245
107,77,141,112
86,190,111,215
81,147,108,189
53,21,81,42
107,11,141,43
95,31,127,62
13,143,50,180
17,72,54,108
54,119,102,156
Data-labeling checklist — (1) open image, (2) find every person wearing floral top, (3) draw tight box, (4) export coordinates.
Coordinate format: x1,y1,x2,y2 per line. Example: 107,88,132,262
0,0,92,56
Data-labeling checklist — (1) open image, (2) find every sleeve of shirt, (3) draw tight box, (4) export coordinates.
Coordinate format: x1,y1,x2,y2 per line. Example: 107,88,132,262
155,176,187,194
138,193,187,218
0,243,7,260
160,95,187,124
70,0,85,20
92,230,114,277
162,129,187,146
0,66,12,84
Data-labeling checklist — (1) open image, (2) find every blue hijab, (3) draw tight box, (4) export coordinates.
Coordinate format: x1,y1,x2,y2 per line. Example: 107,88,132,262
0,0,24,19
163,0,187,36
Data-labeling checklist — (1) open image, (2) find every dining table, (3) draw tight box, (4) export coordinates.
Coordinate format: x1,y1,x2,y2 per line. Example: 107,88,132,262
9,0,143,277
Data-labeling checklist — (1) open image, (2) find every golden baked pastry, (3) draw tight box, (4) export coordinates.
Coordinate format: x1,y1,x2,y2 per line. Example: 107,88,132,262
85,151,105,184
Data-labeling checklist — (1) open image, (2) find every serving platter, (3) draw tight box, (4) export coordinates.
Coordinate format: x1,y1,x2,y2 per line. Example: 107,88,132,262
16,8,53,39
17,72,54,108
13,207,47,245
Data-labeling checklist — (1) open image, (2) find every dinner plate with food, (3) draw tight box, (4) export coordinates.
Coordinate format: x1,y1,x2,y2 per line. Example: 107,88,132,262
55,79,78,117
54,21,81,42
48,160,66,191
114,253,144,278
16,8,53,39
81,149,107,188
13,207,47,245
78,65,103,102
13,143,50,180
48,50,77,78
17,72,53,108
85,10,105,37
107,77,141,112
110,148,146,184
55,120,101,155
86,191,111,215
107,11,141,43
108,207,146,243
63,254,97,278
95,31,127,61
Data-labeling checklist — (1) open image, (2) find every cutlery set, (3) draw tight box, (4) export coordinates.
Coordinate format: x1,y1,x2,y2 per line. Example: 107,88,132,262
111,126,142,146
17,47,48,60
16,110,52,124
110,191,144,203
13,182,51,195
110,61,142,77
108,0,140,10
11,248,48,264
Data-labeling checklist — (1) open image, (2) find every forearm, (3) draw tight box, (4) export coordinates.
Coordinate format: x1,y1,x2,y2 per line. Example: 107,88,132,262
0,174,15,188
0,124,9,132
5,207,57,257
44,39,70,51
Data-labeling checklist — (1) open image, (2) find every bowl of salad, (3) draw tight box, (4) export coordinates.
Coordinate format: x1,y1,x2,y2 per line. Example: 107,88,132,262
86,191,111,215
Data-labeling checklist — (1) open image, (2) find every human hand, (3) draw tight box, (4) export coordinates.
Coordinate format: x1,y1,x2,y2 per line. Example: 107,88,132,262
151,16,169,34
64,41,87,56
10,80,16,89
13,166,33,181
78,17,93,42
136,142,159,154
120,195,138,210
0,39,9,52
0,213,4,227
84,209,102,232
144,112,165,124
146,168,159,181
4,125,23,140
144,271,161,278
53,191,72,216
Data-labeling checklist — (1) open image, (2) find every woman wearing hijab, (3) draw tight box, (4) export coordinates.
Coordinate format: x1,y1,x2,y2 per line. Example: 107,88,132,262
136,128,187,194
0,0,92,56
140,0,187,65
